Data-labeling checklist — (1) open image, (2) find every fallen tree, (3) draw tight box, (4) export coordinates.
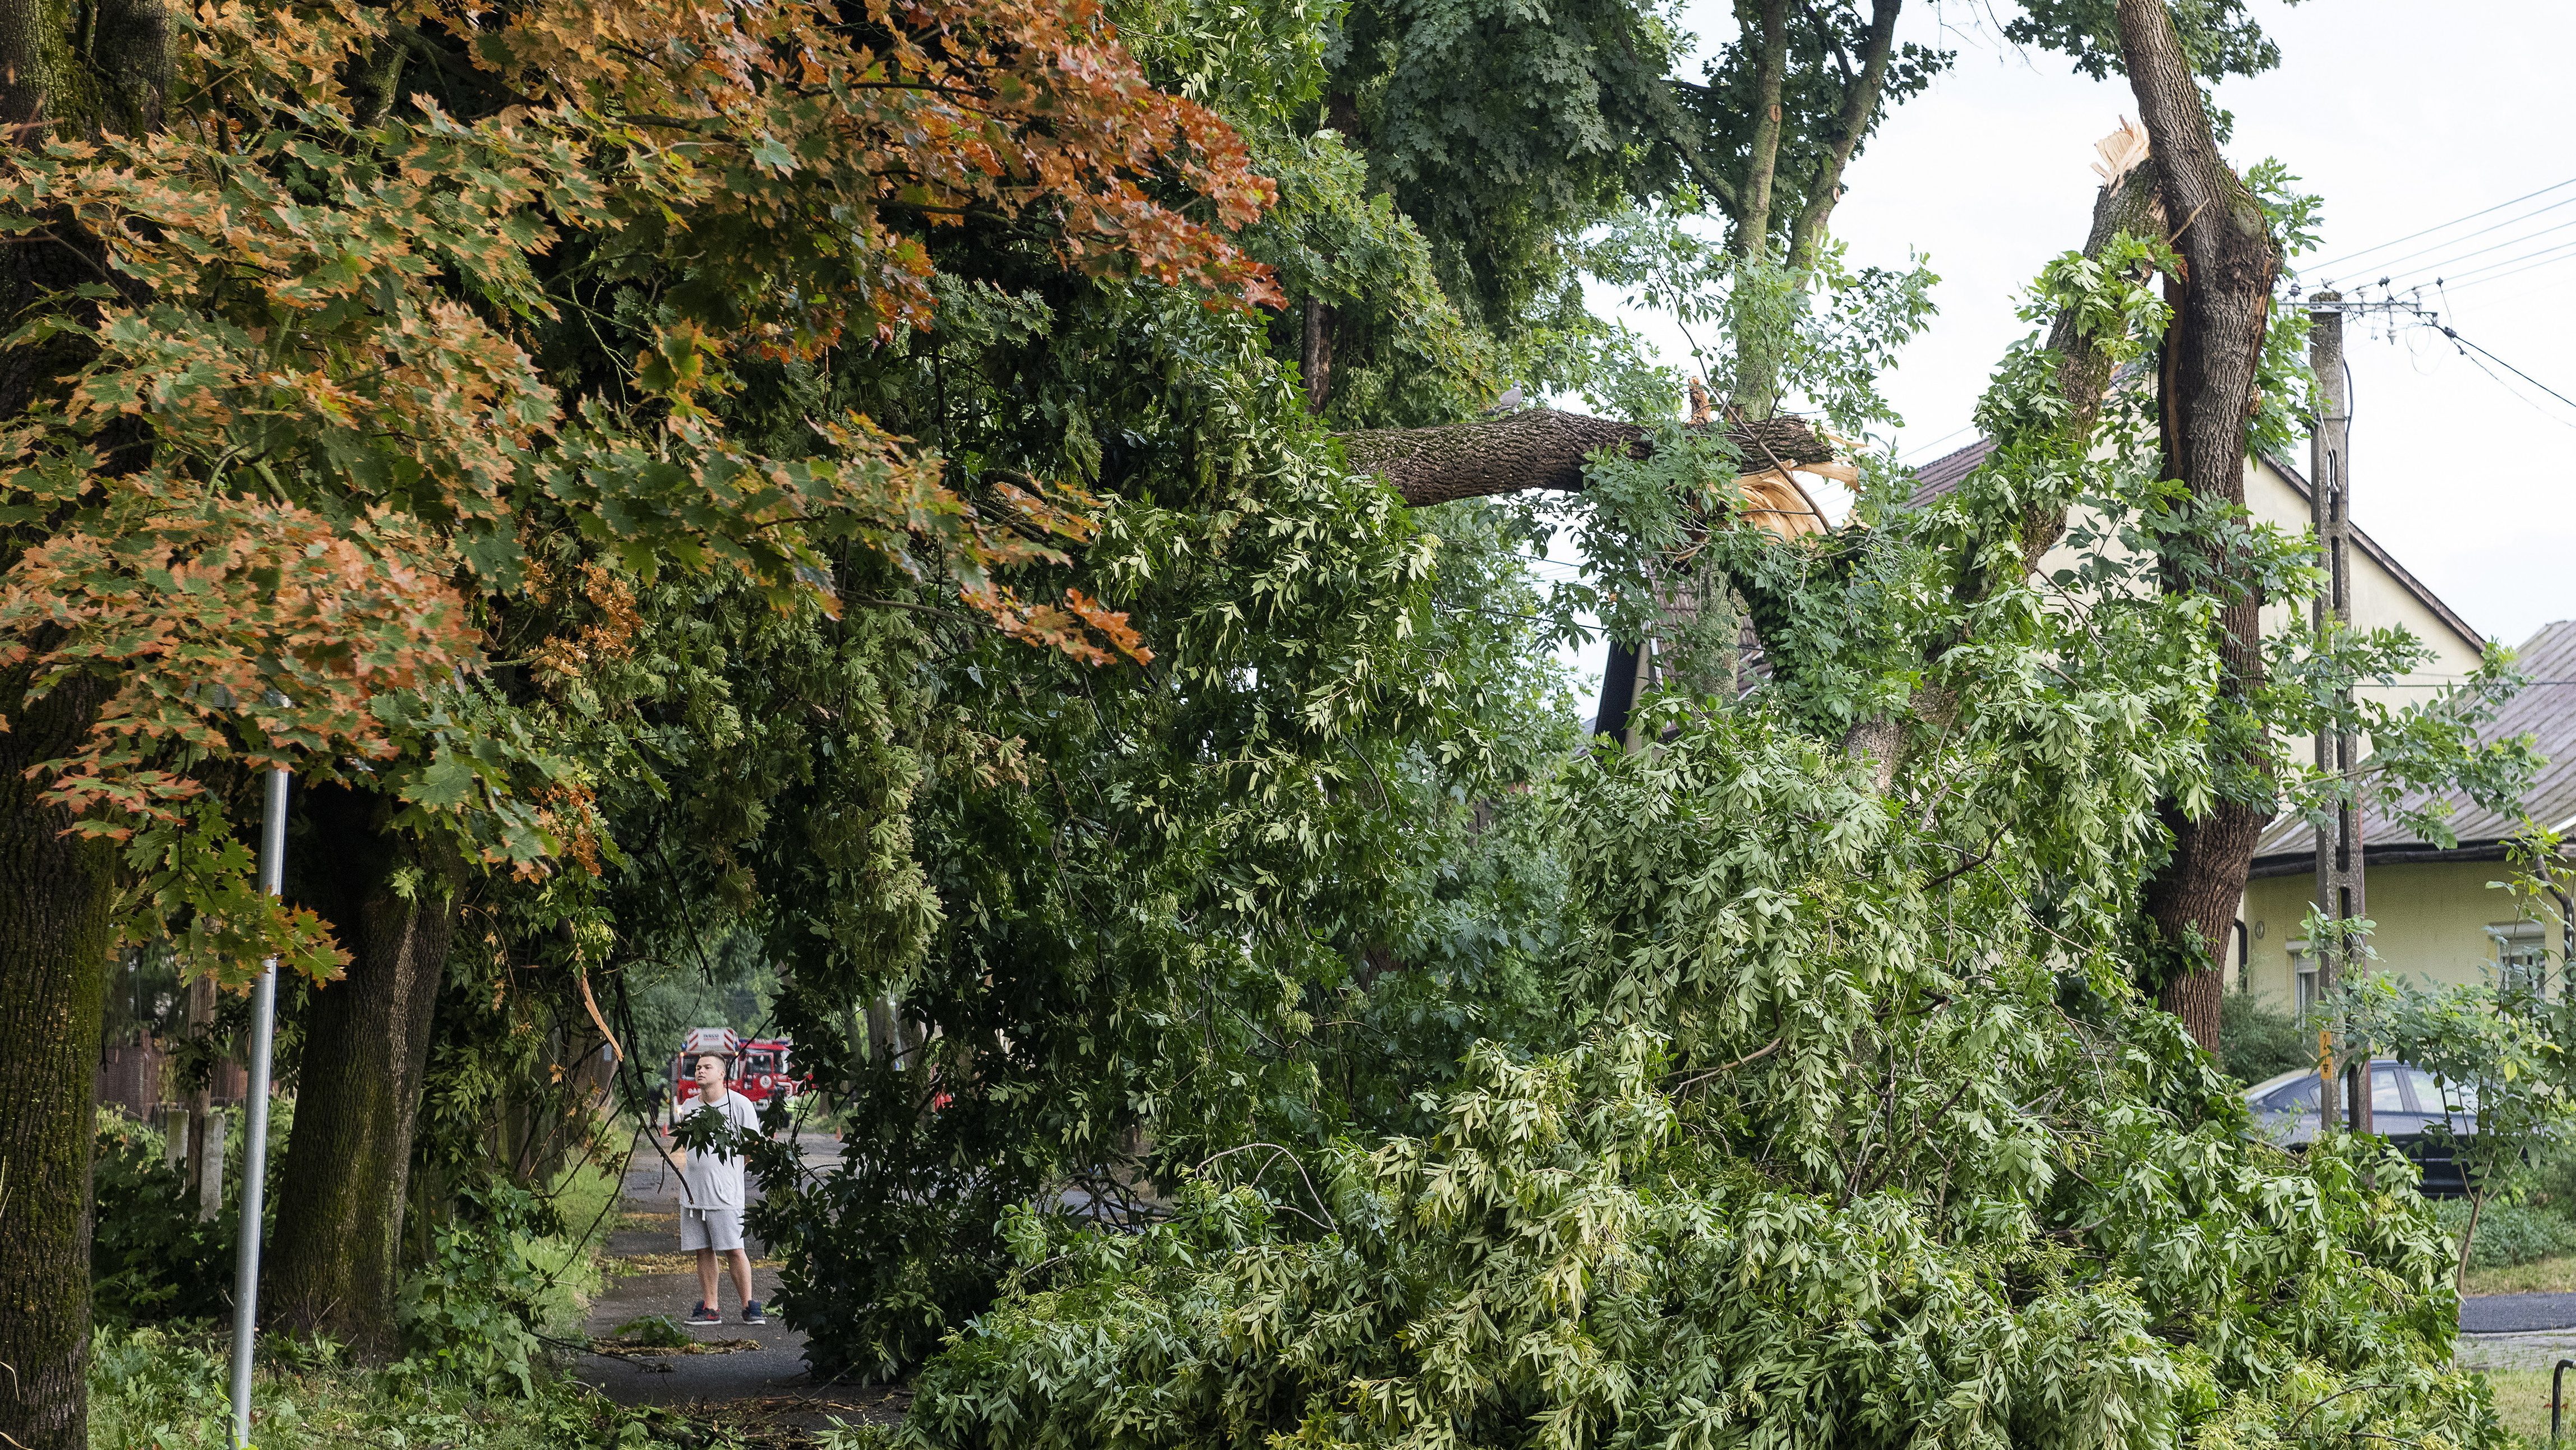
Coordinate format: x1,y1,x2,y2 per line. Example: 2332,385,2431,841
1340,407,1839,515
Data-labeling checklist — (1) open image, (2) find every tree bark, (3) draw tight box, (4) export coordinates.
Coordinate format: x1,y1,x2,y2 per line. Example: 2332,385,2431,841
1725,0,1792,415
1783,0,1902,272
0,674,117,1450
2117,0,2280,1049
1301,297,1335,415
0,8,167,1444
1734,0,1788,261
264,785,458,1355
1339,407,1832,507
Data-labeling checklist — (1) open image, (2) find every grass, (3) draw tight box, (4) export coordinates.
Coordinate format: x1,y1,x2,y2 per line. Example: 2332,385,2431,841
498,1155,628,1341
2467,1255,2576,1297
87,1324,649,1449
88,1322,876,1448
2479,1368,2571,1447
548,1147,627,1244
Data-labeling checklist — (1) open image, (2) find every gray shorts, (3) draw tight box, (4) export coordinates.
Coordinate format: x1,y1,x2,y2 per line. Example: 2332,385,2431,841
680,1205,744,1252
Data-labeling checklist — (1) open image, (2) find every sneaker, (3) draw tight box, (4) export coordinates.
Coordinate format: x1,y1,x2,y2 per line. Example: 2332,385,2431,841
684,1301,722,1326
741,1301,767,1325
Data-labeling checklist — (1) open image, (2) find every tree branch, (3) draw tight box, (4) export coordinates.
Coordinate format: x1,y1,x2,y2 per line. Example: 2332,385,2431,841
1785,0,1901,271
1337,408,1835,508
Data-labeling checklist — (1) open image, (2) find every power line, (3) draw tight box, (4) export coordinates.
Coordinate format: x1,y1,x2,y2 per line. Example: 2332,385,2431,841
2308,174,2576,276
2337,197,2576,288
2370,211,2576,290
2396,293,2576,428
2312,290,2576,431
2452,344,2576,430
2441,322,2576,417
2435,240,2576,295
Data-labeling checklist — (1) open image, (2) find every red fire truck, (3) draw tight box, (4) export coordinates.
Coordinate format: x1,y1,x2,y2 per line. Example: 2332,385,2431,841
667,1027,803,1112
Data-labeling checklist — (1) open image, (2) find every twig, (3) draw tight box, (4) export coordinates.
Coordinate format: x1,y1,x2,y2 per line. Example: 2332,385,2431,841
2286,1382,2399,1435
1197,1141,1335,1228
1926,838,1997,889
1668,1037,1783,1092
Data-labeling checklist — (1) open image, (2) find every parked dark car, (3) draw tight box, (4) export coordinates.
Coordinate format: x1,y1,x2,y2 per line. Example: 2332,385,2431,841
2243,1057,2476,1195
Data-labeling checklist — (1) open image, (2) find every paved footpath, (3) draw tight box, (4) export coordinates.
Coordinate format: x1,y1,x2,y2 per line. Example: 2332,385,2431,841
571,1130,908,1433
2460,1294,2576,1372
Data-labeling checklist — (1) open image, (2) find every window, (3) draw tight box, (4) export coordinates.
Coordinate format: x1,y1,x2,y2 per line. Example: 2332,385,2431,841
2290,941,2316,1014
2492,920,2550,1000
2368,1061,2409,1114
2259,1075,2318,1115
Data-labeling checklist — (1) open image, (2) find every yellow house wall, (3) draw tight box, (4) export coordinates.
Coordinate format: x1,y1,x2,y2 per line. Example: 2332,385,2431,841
2239,860,2528,1010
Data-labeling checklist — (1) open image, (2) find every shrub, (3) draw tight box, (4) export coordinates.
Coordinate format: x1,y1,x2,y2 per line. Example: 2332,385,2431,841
89,1112,230,1325
394,1177,605,1396
2437,1198,2576,1269
87,1323,661,1449
2219,989,2312,1084
90,1100,297,1326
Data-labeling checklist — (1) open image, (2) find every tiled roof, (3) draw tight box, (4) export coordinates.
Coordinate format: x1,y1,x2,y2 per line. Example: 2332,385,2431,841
1906,438,1993,508
2252,619,2576,865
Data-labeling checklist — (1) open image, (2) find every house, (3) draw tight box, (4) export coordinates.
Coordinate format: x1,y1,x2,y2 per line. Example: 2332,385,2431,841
1907,440,2489,701
1909,440,2556,1004
2240,617,2575,1009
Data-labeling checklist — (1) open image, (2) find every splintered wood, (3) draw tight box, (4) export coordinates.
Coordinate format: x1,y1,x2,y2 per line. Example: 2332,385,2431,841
2092,117,2151,190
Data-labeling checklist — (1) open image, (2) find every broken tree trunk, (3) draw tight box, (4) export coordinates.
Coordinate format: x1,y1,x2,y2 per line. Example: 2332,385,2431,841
1340,407,1836,512
2117,0,2281,1052
2018,127,2162,576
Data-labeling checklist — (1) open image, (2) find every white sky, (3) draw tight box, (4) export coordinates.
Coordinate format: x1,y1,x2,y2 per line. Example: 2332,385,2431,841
1582,0,2576,664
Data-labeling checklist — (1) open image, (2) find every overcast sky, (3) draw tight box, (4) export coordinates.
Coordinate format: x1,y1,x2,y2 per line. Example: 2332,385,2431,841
1584,0,2575,660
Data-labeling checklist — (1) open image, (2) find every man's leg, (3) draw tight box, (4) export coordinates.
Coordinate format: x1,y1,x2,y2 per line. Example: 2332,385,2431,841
696,1246,719,1311
726,1246,754,1307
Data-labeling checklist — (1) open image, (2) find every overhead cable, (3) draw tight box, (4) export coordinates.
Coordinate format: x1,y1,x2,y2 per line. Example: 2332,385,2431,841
2331,196,2576,288
2307,173,2576,276
2364,210,2576,290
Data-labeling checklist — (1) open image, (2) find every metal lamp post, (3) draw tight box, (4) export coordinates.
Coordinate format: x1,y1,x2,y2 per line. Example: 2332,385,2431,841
228,762,289,1449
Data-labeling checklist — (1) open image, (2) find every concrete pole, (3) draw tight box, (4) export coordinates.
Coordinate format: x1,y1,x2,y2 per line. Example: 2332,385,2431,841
195,1107,225,1221
228,764,289,1449
2308,294,2370,1136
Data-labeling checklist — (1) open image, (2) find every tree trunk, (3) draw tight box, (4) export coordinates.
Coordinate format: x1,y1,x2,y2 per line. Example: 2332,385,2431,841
0,7,167,1443
1783,0,1903,272
1338,407,1832,507
1726,0,1791,415
2117,0,2280,1049
1301,297,1335,414
0,676,117,1450
264,786,457,1355
1734,0,1788,260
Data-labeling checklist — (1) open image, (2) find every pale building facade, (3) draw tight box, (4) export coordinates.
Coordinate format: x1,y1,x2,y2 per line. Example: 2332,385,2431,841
1912,440,2561,1008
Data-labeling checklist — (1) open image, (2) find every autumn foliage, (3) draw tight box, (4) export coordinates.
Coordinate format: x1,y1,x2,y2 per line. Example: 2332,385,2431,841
0,0,1269,972
453,0,1284,346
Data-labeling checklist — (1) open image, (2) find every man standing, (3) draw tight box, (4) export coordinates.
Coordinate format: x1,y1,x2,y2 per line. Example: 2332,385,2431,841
673,1051,764,1325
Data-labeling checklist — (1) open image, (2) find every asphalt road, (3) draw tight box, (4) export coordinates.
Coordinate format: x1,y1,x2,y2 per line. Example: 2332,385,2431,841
571,1131,908,1431
2463,1292,2576,1335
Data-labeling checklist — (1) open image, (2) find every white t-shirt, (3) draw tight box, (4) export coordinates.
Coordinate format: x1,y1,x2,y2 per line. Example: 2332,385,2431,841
679,1088,762,1211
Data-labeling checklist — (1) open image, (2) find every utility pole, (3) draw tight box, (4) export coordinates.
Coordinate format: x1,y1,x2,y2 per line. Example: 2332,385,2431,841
2307,293,2370,1137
